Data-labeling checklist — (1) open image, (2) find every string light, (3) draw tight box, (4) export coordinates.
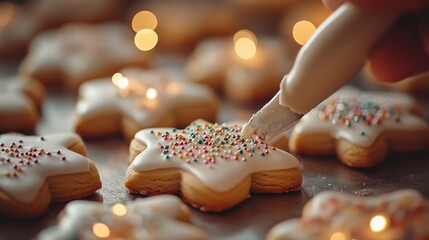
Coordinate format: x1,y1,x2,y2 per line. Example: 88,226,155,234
330,232,346,240
234,30,257,60
112,203,127,217
132,10,158,32
134,28,158,51
92,222,110,238
370,215,388,232
292,20,316,45
146,88,158,100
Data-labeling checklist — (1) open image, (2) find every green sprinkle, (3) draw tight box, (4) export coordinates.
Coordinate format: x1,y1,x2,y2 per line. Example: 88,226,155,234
260,152,265,156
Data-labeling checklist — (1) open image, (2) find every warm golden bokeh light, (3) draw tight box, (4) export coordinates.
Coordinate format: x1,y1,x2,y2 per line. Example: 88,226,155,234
92,223,110,238
234,37,257,60
330,232,346,240
117,77,129,90
292,20,316,45
111,73,123,85
134,29,158,51
111,203,127,217
233,29,257,45
146,88,158,99
0,2,16,28
370,215,388,232
132,10,158,32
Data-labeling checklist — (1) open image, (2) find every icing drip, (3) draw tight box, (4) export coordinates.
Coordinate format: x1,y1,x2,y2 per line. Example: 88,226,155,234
293,88,428,147
269,190,429,240
132,122,299,192
0,133,89,203
37,195,207,240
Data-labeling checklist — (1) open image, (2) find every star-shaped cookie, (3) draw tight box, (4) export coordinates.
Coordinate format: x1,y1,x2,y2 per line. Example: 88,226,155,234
20,23,153,90
74,67,219,141
289,87,429,167
125,120,301,212
0,76,45,133
267,189,429,240
37,195,207,240
0,133,101,218
185,37,292,103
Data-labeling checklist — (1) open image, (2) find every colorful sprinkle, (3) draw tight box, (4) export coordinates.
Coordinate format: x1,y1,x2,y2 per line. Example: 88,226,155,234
153,122,269,166
317,98,403,127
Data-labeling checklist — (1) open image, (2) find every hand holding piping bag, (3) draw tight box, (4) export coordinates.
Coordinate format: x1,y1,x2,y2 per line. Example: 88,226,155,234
323,0,429,83
242,0,429,142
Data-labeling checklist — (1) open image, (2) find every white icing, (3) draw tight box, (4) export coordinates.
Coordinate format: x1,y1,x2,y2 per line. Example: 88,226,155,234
0,133,90,203
22,23,151,84
37,195,207,240
268,189,429,240
75,67,218,127
131,122,300,192
0,78,35,114
293,88,428,147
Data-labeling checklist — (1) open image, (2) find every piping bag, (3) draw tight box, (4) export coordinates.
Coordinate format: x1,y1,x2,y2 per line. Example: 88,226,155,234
242,3,398,143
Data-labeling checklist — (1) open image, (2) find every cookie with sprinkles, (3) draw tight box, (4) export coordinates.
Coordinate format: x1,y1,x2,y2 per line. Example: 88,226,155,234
289,87,429,167
0,133,101,218
125,120,302,212
36,195,207,240
0,76,45,134
267,189,429,240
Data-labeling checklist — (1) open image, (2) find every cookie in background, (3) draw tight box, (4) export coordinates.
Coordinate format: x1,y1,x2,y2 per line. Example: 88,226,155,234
19,23,154,91
74,68,219,141
29,0,122,29
36,195,207,240
289,87,429,167
267,189,429,240
0,2,41,59
129,0,241,52
186,30,293,104
0,76,45,134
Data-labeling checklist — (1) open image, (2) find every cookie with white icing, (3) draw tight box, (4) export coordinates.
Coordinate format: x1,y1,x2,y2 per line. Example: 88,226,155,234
20,23,153,90
289,87,429,167
125,120,302,212
267,189,429,240
37,195,207,240
0,76,45,133
74,67,219,141
185,37,292,104
0,133,101,218
131,0,240,51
